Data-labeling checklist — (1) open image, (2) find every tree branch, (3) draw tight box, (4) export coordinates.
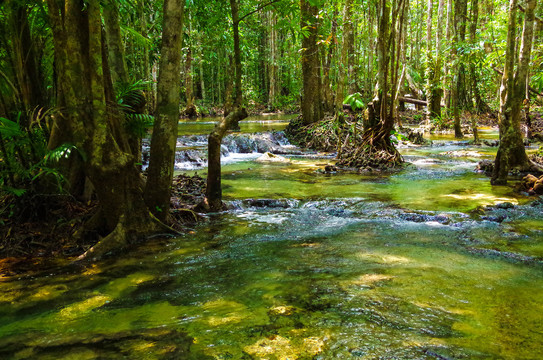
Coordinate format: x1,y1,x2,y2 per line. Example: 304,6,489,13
493,67,543,97
237,0,283,24
517,4,543,25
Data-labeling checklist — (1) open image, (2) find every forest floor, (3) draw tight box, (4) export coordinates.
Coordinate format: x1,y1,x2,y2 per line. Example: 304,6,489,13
0,174,206,268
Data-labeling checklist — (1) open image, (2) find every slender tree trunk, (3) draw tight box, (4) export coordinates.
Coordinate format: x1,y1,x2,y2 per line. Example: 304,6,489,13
300,0,323,125
7,1,44,114
336,0,354,114
443,0,453,107
230,0,243,107
426,0,433,50
492,0,538,184
426,0,444,123
268,10,279,110
103,0,129,86
144,0,185,220
185,47,197,118
204,107,248,211
453,0,468,138
323,7,338,113
393,0,409,124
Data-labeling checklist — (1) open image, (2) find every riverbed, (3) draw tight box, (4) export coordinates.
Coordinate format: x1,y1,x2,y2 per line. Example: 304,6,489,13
0,116,542,359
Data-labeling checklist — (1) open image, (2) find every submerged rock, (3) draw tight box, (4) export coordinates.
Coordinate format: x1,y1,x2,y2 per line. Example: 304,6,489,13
256,152,291,163
475,160,494,176
441,150,483,158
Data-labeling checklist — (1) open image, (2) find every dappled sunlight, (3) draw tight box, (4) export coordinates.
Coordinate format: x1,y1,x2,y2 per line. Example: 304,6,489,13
74,272,157,302
27,284,68,302
243,334,325,359
442,192,518,205
59,295,111,320
342,274,394,289
356,252,412,264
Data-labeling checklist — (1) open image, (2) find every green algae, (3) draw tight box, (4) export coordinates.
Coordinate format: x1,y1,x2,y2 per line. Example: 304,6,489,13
1,126,543,359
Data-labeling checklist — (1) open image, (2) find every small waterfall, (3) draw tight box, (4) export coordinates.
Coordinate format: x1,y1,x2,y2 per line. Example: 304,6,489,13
142,131,300,170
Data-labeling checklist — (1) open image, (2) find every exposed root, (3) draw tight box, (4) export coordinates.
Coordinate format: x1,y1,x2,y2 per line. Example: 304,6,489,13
285,115,358,152
77,212,179,261
337,127,403,170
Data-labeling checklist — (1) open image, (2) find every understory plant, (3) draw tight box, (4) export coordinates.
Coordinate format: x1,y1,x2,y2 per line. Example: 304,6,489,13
0,112,76,222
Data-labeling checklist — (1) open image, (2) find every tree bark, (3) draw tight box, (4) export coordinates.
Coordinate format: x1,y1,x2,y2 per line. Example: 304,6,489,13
443,0,453,107
300,0,323,125
426,0,444,123
267,10,279,110
492,0,537,184
144,0,185,220
452,0,468,138
323,6,338,113
47,0,175,260
185,47,197,118
204,108,248,212
103,0,129,86
336,0,354,114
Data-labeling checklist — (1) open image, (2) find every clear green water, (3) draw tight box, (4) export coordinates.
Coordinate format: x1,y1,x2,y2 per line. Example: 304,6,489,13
177,114,297,136
1,124,543,359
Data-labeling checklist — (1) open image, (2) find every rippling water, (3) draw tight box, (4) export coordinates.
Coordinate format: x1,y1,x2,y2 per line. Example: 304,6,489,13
1,122,543,359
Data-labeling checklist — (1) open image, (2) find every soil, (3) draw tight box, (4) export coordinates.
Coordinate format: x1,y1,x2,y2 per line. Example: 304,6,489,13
0,174,207,263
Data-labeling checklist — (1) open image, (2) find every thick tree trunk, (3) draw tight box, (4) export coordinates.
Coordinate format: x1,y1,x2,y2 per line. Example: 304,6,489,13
144,0,185,220
492,0,537,184
300,0,323,125
47,0,174,260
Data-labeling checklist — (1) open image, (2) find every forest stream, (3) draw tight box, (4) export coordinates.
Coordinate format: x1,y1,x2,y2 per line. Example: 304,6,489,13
1,115,543,359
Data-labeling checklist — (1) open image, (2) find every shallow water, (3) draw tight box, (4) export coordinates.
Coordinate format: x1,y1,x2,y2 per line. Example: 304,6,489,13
177,114,297,136
1,122,543,359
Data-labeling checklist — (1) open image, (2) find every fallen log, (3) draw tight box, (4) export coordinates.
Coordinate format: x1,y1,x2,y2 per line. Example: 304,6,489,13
398,96,428,107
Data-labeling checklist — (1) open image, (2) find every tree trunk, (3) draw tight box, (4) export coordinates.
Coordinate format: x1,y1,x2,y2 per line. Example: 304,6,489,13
468,0,491,114
103,0,129,86
7,1,44,114
336,0,354,114
393,0,409,125
443,0,453,107
323,7,338,113
453,0,468,138
204,107,248,212
426,0,444,123
337,0,403,169
230,0,243,108
199,43,206,102
144,0,185,220
229,0,245,130
47,0,175,260
300,0,323,125
268,10,279,111
492,0,537,184
185,47,197,118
